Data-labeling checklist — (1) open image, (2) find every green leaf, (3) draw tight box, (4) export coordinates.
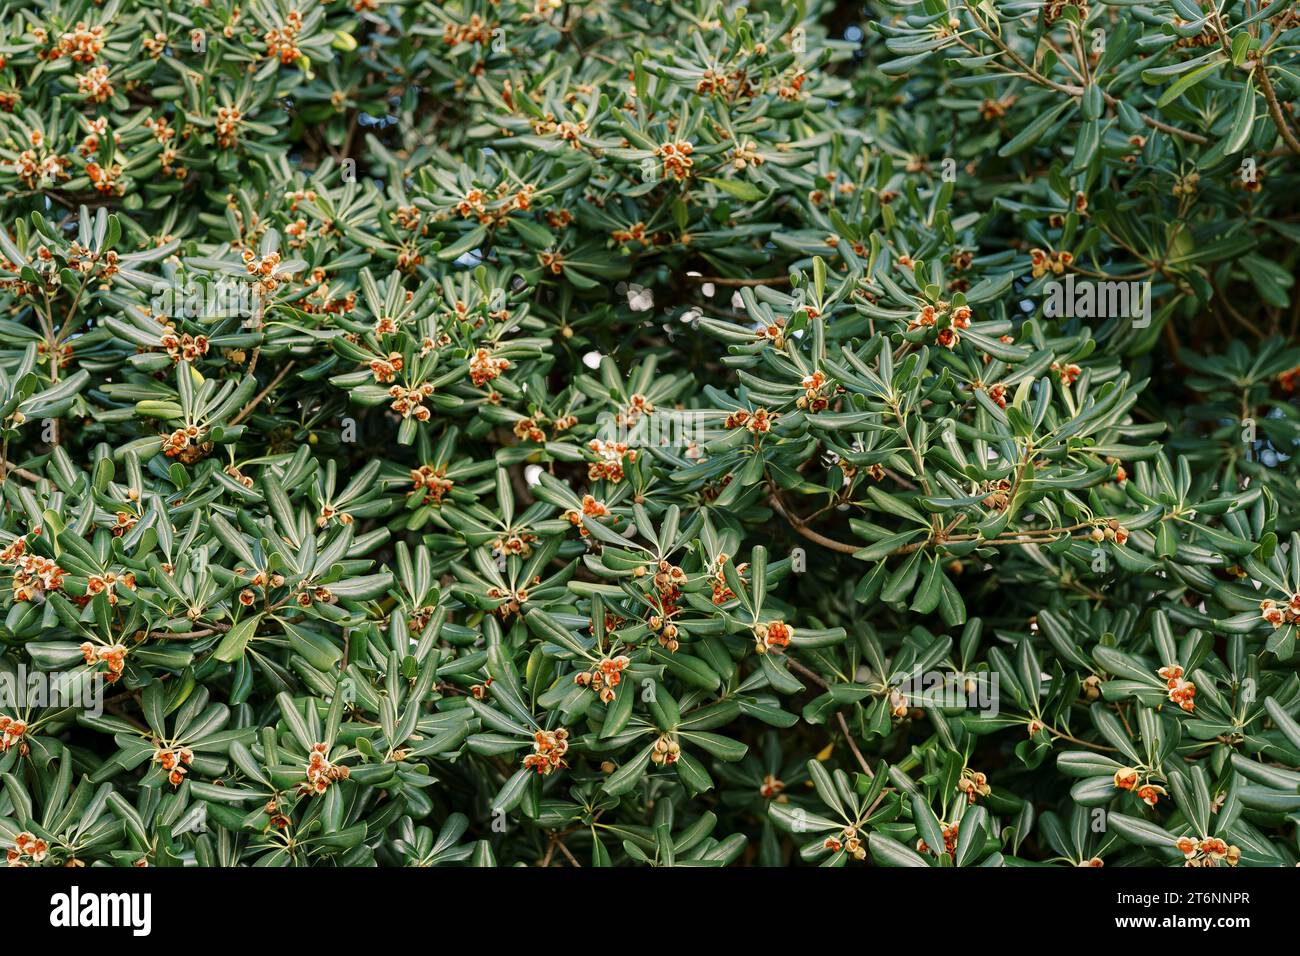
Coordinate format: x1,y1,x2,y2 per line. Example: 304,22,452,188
213,616,261,663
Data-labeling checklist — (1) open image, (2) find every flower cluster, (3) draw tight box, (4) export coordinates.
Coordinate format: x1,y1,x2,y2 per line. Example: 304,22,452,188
752,620,792,654
1114,767,1166,807
86,571,137,605
574,655,630,703
410,464,454,505
724,407,778,434
160,425,210,462
0,715,29,755
1088,520,1129,546
2,538,66,602
369,351,404,383
389,383,435,421
916,822,960,859
708,553,746,605
6,831,49,866
1259,594,1300,630
468,348,509,387
156,329,211,364
1175,836,1241,868
563,494,609,535
908,301,972,350
80,642,128,683
655,140,695,181
264,11,304,65
650,733,682,766
522,728,569,776
154,745,195,787
215,105,241,149
76,65,114,103
1028,248,1074,278
796,371,837,412
823,826,867,861
586,439,637,482
1158,665,1196,713
957,768,992,805
301,743,350,795
55,22,106,63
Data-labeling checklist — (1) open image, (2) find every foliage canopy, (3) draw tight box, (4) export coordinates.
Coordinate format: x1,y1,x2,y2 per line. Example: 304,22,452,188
1,0,1299,868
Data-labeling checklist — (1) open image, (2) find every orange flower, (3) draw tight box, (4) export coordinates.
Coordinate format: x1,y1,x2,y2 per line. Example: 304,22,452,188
587,439,636,483
1136,783,1166,807
649,733,681,765
300,742,349,795
411,465,454,504
522,728,569,775
1054,362,1082,386
1113,767,1140,791
753,620,792,654
468,348,510,386
655,140,695,181
759,774,785,799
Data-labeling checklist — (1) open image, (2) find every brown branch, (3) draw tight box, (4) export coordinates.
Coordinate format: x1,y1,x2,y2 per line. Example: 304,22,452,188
146,628,221,640
785,658,874,777
1048,726,1118,753
230,361,297,427
148,620,231,639
882,467,917,491
1212,279,1267,338
0,460,44,484
787,657,830,689
554,838,581,867
837,711,874,778
767,491,861,555
1258,67,1300,156
954,3,1208,145
1122,95,1209,145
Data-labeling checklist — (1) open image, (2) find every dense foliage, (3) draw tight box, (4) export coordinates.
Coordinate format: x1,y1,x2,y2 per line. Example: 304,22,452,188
1,0,1299,868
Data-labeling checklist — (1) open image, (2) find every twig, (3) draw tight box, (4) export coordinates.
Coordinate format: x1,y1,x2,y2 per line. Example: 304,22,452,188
785,658,874,777
555,838,581,867
837,711,874,778
787,657,830,689
1048,727,1118,753
146,628,222,640
767,491,861,555
1258,67,1300,156
954,3,1208,145
230,362,297,427
1213,279,1267,337
0,460,44,484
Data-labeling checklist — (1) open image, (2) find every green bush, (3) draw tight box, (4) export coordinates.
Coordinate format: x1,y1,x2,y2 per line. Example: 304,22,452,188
0,0,1298,868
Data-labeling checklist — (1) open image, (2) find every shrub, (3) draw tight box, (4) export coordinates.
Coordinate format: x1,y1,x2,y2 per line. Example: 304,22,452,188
0,0,1298,869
